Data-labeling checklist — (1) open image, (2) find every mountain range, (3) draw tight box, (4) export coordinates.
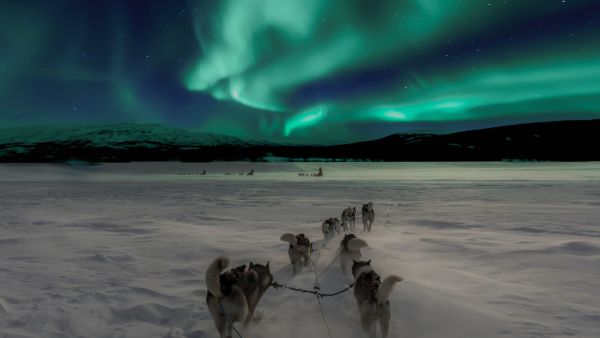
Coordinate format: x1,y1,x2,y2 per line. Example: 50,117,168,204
1,119,599,162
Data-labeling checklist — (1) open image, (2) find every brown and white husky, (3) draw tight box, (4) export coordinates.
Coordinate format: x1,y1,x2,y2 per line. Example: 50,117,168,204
341,206,357,231
361,202,375,232
322,217,341,239
352,260,402,338
205,257,274,338
280,233,312,274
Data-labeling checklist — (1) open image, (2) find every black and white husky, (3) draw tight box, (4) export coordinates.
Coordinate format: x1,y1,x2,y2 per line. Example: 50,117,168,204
341,206,357,231
361,202,375,232
280,233,312,274
339,233,368,274
352,260,403,338
205,257,274,338
322,217,341,239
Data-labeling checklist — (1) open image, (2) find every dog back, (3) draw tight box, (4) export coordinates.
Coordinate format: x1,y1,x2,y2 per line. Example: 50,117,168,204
295,233,310,247
355,270,382,304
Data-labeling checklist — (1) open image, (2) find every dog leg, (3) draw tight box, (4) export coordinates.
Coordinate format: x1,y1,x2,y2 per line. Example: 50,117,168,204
293,258,302,274
360,307,377,338
369,213,375,231
215,317,226,338
380,304,391,338
208,295,228,338
222,315,233,338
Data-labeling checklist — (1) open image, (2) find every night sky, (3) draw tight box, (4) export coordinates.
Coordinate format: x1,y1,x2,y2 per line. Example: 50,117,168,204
1,0,599,143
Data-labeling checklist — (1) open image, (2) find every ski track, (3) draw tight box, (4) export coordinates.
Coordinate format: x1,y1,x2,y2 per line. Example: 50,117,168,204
0,162,599,338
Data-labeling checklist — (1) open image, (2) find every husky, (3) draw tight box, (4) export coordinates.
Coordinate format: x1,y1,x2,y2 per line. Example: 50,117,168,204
352,260,403,338
341,206,357,231
339,233,368,274
205,256,274,338
322,218,341,239
361,202,375,232
281,233,312,274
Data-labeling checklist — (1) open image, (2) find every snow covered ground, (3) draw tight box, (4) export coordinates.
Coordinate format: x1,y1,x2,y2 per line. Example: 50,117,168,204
0,162,599,338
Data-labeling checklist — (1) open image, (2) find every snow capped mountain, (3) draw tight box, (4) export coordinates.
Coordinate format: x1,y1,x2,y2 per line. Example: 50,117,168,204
0,123,248,147
1,119,600,162
0,123,264,162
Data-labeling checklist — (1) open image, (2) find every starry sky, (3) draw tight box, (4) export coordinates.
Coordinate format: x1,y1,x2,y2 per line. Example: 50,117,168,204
1,0,599,144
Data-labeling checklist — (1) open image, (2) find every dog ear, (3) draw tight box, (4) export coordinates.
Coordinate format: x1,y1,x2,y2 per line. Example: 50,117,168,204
266,261,270,269
367,260,371,265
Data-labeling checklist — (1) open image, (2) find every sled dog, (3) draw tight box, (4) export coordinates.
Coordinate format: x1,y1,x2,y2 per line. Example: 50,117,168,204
206,257,274,338
352,260,402,338
361,202,375,232
341,206,357,231
281,233,312,274
322,218,341,239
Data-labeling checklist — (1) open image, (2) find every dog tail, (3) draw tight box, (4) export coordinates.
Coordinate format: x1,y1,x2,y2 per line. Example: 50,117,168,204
280,233,298,246
347,238,368,251
206,256,229,298
376,275,403,303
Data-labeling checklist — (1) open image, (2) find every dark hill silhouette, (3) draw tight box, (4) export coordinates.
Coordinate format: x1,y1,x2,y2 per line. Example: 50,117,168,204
1,119,599,162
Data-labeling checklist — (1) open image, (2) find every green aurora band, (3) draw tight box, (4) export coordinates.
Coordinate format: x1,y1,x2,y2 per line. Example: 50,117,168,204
1,1,598,143
186,0,600,140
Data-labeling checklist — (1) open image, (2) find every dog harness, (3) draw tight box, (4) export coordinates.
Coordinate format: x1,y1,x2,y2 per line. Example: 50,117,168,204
295,233,310,247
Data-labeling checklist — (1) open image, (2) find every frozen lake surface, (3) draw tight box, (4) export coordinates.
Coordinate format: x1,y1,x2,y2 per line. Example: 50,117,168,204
1,162,599,338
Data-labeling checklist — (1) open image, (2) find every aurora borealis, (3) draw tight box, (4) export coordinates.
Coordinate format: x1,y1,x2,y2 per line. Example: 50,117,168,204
1,1,600,143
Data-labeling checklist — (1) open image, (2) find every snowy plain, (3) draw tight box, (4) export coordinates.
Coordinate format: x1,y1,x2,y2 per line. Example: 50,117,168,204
0,162,599,338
